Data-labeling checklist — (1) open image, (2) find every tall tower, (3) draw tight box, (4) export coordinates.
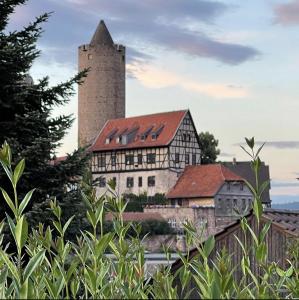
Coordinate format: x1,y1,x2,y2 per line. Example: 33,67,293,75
78,20,125,147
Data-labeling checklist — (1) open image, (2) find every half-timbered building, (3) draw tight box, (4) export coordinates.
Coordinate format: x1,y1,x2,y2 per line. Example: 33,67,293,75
90,110,201,196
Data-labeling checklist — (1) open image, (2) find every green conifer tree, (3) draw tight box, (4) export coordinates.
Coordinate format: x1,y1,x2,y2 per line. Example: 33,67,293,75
0,0,89,223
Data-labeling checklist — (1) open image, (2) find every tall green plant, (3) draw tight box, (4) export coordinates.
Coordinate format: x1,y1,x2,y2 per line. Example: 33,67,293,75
0,140,299,298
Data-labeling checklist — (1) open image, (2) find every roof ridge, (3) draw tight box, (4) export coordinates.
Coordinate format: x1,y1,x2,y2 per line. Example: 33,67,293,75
106,109,188,123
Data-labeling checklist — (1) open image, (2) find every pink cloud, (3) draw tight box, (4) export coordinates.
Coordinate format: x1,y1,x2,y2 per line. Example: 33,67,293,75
127,63,248,99
274,0,299,25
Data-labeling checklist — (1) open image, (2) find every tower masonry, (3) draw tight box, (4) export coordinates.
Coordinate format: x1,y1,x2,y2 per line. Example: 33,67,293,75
78,20,125,147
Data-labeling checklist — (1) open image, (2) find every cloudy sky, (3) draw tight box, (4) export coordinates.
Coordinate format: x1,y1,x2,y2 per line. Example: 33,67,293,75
9,0,299,203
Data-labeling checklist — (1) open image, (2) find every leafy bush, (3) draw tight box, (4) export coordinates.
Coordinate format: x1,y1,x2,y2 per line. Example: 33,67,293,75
124,192,167,212
0,140,299,298
104,219,174,237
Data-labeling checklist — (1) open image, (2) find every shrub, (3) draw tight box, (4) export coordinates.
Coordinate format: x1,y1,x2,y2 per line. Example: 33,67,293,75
103,219,174,237
124,192,167,212
0,140,299,298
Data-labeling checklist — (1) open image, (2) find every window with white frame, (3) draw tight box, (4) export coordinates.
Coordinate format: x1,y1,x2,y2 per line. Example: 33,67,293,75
168,218,176,228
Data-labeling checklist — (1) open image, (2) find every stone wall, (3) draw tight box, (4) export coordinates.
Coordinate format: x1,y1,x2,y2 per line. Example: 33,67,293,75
78,43,125,147
144,206,218,238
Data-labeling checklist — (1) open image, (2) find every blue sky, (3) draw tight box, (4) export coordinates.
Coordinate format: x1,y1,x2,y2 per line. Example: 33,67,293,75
9,0,299,203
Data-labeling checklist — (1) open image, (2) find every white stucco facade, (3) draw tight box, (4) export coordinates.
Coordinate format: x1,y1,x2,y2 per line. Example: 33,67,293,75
94,169,179,197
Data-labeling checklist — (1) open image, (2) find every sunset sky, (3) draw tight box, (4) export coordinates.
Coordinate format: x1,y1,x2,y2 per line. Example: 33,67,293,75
9,0,299,203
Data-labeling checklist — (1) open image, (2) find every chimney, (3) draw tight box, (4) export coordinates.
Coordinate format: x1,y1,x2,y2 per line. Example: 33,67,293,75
232,157,237,165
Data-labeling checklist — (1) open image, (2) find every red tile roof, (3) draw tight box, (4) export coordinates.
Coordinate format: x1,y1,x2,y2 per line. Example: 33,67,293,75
166,164,244,199
105,212,164,222
49,156,67,166
90,110,187,151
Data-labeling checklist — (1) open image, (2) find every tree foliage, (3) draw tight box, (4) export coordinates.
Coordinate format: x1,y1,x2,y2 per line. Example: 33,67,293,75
197,131,220,164
0,0,89,219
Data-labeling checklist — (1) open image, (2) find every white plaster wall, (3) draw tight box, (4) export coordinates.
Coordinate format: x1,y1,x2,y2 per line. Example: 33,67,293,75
94,169,179,197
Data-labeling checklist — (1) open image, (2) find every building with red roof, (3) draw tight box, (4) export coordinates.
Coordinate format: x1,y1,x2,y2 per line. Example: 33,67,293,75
145,164,254,236
90,110,201,196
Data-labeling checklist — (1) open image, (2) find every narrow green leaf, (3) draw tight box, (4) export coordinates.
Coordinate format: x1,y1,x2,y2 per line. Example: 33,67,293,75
70,278,80,298
19,189,35,215
234,234,246,255
81,191,92,210
53,221,63,236
258,180,270,197
203,236,215,257
243,179,257,198
86,211,96,228
259,221,271,242
44,278,56,299
245,137,254,149
0,250,20,282
255,142,265,158
19,279,29,299
1,163,13,184
5,282,15,298
66,260,79,282
62,215,74,235
0,268,8,285
95,233,114,257
244,221,258,246
15,216,28,252
253,198,263,221
276,267,285,277
285,266,293,277
240,145,253,159
13,159,25,187
85,267,97,294
256,243,266,262
6,214,16,244
23,250,46,281
1,188,16,215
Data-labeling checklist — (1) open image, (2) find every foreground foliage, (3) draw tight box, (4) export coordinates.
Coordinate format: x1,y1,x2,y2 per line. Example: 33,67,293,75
0,140,298,299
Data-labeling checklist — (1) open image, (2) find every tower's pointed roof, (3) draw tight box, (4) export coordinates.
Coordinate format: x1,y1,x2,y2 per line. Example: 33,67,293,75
90,20,114,46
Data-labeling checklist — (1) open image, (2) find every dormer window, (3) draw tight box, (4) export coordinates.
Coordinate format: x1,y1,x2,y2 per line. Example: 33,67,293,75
115,128,128,144
106,129,118,144
151,124,164,141
140,126,154,141
121,135,128,145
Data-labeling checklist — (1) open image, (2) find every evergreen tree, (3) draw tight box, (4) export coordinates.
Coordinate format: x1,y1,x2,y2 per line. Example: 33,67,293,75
0,0,89,221
198,131,220,164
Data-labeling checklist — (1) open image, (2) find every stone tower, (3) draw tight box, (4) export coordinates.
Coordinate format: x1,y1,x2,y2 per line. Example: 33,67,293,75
78,20,125,147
